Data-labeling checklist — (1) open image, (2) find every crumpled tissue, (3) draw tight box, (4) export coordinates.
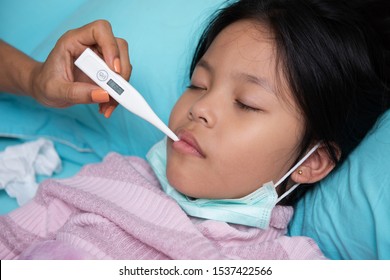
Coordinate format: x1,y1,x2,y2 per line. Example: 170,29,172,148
0,138,61,205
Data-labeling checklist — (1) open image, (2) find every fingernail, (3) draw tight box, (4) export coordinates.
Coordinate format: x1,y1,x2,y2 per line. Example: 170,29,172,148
91,89,110,103
104,105,116,118
114,58,121,73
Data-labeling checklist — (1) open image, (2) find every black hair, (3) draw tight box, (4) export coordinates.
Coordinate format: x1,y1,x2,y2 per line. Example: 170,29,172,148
190,0,390,205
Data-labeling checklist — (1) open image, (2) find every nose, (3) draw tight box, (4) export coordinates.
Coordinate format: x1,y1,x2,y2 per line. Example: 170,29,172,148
188,92,217,128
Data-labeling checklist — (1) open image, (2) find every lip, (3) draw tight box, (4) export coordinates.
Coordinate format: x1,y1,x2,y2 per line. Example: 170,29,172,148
172,130,205,158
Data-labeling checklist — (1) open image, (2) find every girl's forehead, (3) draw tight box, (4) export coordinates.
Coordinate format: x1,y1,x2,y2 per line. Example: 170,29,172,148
203,20,276,70
212,20,275,49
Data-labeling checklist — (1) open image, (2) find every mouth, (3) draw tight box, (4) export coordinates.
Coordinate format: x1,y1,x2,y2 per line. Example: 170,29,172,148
172,130,205,158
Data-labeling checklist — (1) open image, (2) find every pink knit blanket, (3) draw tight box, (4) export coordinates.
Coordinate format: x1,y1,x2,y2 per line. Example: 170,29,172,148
0,153,325,260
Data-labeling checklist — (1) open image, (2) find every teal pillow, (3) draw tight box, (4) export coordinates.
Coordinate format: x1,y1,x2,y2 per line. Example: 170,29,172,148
289,110,390,260
0,0,87,55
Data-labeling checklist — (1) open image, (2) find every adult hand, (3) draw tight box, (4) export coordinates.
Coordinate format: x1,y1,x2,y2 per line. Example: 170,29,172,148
31,20,131,117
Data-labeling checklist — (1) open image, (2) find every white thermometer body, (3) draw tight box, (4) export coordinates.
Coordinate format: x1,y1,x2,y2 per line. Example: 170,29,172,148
74,48,179,142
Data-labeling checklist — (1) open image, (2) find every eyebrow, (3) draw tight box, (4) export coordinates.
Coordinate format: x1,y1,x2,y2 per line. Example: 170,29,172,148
238,72,275,94
196,59,275,94
196,59,212,72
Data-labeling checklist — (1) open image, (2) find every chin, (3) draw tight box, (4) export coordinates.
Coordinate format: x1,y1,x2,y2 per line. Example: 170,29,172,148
166,161,219,199
166,172,194,197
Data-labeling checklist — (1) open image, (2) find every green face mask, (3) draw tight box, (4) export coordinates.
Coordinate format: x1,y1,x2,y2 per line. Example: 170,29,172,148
146,138,318,229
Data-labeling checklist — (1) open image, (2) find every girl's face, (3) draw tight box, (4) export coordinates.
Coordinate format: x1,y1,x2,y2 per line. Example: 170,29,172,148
166,20,304,199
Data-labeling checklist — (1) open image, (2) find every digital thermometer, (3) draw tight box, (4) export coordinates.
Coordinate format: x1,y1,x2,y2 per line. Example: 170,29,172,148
74,48,179,142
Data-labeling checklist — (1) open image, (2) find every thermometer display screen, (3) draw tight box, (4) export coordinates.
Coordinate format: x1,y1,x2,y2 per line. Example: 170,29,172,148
107,79,124,95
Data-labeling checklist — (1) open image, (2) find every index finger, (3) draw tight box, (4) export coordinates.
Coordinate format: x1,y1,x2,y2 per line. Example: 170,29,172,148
60,20,120,72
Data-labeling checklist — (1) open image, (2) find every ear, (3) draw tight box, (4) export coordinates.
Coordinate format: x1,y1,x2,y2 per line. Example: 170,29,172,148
290,144,338,184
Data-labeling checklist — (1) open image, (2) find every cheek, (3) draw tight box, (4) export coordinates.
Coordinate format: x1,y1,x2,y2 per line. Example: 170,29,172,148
214,138,273,192
168,94,191,128
215,123,300,192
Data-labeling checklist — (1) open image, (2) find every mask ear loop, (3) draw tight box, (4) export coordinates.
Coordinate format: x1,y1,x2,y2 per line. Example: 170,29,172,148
275,143,320,203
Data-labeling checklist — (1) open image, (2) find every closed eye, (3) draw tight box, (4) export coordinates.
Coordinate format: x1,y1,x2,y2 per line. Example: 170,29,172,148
187,84,207,91
235,100,260,112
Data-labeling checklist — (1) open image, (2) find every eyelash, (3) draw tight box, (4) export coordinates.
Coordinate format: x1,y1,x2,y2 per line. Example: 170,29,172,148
235,100,260,112
187,84,205,90
187,84,260,112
